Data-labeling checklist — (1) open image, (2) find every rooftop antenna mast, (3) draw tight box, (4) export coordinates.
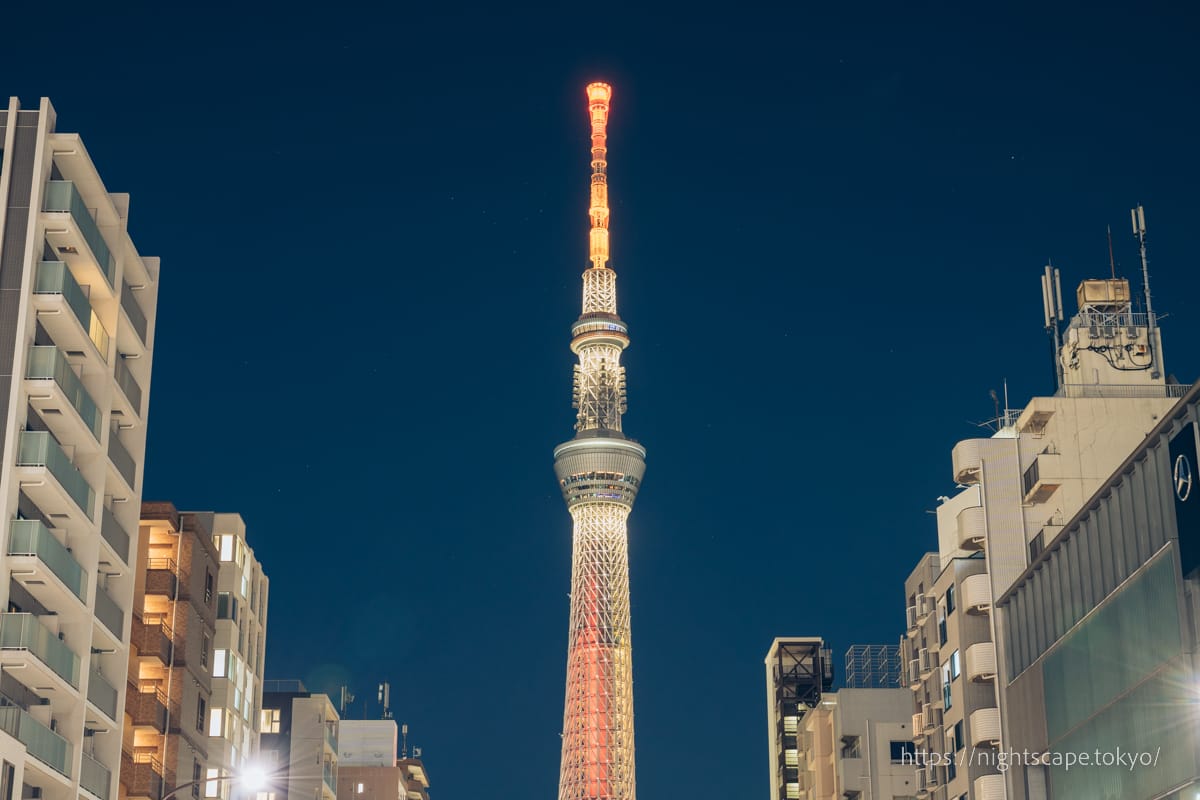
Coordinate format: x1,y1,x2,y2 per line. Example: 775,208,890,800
1041,264,1065,391
338,686,355,718
377,682,392,720
1131,204,1160,378
1107,225,1117,279
401,723,408,759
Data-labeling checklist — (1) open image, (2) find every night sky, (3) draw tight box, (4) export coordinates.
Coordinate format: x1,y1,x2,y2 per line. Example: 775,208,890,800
5,3,1200,798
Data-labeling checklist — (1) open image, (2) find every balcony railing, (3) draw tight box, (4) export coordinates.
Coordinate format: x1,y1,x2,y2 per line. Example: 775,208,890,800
1055,382,1192,399
87,670,119,721
80,751,112,800
108,434,136,488
325,722,338,751
94,586,124,638
26,345,102,439
34,261,110,359
43,180,115,288
134,616,176,665
146,559,179,598
0,613,80,687
114,357,143,412
323,760,336,792
7,519,88,603
100,507,131,564
16,430,95,517
0,705,72,777
121,749,163,799
130,684,169,731
120,281,148,344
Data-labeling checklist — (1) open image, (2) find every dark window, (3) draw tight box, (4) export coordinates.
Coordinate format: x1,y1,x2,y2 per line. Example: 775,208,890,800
205,570,214,605
196,696,206,732
201,633,210,669
954,720,965,751
946,584,955,614
889,740,915,763
217,592,237,621
192,760,202,798
1,761,14,800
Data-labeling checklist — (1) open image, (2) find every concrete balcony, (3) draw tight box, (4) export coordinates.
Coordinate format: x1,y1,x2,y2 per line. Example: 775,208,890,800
119,280,148,347
911,712,925,741
94,585,124,642
951,439,985,485
42,180,115,292
80,752,112,800
100,507,131,565
113,356,143,419
25,345,102,445
921,703,942,731
907,658,921,689
31,261,110,364
0,613,80,691
87,670,119,722
966,642,997,682
145,558,179,598
974,774,1005,800
1023,452,1064,504
120,749,164,800
956,505,986,551
918,647,938,678
107,433,136,490
15,430,95,523
7,519,88,608
962,573,992,615
0,705,72,779
970,707,1002,746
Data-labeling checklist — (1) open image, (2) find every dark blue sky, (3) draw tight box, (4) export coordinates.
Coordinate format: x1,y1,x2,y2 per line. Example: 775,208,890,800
6,2,1200,797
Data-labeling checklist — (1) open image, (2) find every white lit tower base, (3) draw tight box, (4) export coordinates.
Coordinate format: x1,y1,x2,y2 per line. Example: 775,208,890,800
554,82,646,800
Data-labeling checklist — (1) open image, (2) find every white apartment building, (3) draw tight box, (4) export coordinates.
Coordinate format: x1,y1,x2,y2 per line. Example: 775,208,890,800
206,513,268,800
902,271,1190,799
0,98,159,800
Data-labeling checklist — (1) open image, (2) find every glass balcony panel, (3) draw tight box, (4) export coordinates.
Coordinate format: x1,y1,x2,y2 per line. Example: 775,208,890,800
108,434,136,488
120,281,148,344
34,262,110,360
80,751,111,800
0,706,72,777
100,507,131,564
0,613,80,687
87,670,118,721
94,587,124,638
16,431,95,517
114,358,143,413
43,181,115,288
7,520,87,602
26,346,102,439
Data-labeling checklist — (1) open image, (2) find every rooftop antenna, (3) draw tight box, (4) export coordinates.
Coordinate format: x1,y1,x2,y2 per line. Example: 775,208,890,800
1106,225,1117,279
989,389,1000,428
401,723,409,759
1040,264,1065,390
1131,204,1160,378
377,682,392,720
339,686,355,718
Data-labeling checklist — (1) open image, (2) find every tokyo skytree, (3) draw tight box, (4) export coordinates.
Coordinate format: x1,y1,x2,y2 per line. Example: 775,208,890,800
553,82,646,800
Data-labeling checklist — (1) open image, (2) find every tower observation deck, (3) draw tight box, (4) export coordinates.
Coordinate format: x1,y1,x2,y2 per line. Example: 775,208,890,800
553,82,646,800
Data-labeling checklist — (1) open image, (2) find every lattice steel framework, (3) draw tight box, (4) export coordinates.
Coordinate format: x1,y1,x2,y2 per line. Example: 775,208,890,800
553,82,646,800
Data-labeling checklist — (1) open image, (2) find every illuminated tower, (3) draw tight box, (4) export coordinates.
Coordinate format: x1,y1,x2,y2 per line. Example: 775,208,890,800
554,83,646,800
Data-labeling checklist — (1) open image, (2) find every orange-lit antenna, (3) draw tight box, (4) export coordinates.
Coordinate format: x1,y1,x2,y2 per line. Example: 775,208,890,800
586,82,612,271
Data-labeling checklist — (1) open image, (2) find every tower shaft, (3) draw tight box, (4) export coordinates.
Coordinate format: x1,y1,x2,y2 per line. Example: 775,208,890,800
555,83,645,800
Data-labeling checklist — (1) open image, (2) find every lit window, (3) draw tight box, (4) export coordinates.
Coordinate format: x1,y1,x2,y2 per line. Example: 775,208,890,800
261,708,281,734
205,768,220,798
213,649,228,678
220,535,234,561
209,708,224,737
356,784,364,795
950,649,961,680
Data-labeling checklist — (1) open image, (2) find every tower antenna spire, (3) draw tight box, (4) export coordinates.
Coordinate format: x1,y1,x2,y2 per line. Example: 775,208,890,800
554,81,647,800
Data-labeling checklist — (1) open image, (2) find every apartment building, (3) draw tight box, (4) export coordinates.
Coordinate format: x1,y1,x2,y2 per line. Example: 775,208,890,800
206,513,269,800
0,98,159,800
121,503,219,800
999,387,1200,798
902,268,1193,799
765,638,833,800
260,681,338,800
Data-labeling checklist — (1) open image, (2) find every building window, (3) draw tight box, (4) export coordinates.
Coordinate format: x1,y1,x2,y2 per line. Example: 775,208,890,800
949,649,960,680
840,735,860,758
261,708,281,734
209,708,224,737
356,785,364,795
214,649,228,678
192,761,202,799
946,583,956,614
197,696,207,732
205,570,215,604
937,605,947,646
953,720,964,751
205,768,220,798
218,592,238,621
889,741,915,763
942,662,953,710
219,535,234,562
201,634,210,669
